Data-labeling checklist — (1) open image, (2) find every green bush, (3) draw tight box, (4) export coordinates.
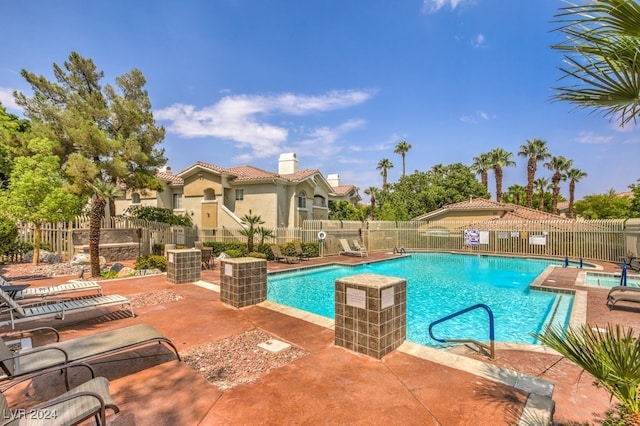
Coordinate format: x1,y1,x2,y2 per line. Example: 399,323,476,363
248,251,267,259
100,270,119,279
0,216,18,257
134,255,168,272
224,249,244,258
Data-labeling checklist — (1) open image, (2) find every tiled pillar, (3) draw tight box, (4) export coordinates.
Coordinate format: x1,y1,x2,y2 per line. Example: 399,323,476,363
335,273,406,359
166,249,201,284
219,257,267,308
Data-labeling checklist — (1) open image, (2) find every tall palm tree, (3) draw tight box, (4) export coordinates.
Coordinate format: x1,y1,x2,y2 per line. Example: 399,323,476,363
376,158,394,188
394,140,412,177
470,152,492,191
488,148,516,203
534,177,550,211
364,186,378,220
545,156,573,215
537,324,640,425
566,168,588,218
517,138,550,208
87,181,123,277
551,0,640,127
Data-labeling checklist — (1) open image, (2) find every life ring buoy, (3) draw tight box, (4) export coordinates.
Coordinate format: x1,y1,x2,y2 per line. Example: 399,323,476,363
317,231,327,241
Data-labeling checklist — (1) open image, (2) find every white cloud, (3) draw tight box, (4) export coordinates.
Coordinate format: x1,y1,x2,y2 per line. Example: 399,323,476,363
155,90,375,160
460,110,494,123
0,87,21,111
422,0,473,14
472,33,486,48
575,131,614,144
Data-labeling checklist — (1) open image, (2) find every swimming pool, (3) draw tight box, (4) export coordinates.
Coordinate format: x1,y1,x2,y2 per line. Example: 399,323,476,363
267,253,574,348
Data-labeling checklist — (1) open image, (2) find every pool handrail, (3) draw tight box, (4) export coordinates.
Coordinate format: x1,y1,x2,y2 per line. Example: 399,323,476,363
428,303,495,359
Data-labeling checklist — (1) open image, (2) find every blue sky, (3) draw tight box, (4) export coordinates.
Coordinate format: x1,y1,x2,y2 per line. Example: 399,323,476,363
1,0,638,201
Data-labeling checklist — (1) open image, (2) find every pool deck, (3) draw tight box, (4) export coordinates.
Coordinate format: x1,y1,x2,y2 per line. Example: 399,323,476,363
2,253,639,425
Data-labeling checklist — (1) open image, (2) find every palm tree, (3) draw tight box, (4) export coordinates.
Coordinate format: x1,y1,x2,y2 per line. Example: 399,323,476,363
470,152,492,191
503,184,527,206
239,213,265,253
517,138,550,208
566,168,588,218
488,148,516,203
394,140,412,177
537,324,640,425
364,186,378,220
376,158,394,188
256,226,275,246
551,0,640,127
545,156,573,215
534,177,550,211
88,181,123,277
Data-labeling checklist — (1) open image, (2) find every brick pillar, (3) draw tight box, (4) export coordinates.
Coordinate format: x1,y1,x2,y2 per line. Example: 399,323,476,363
335,273,406,359
219,257,267,308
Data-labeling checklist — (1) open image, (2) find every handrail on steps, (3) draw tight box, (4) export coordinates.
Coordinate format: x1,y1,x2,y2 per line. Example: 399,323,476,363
428,303,495,359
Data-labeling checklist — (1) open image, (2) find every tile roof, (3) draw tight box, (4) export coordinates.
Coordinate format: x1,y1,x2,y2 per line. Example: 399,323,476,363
226,165,277,181
156,172,183,185
415,198,570,222
332,184,357,196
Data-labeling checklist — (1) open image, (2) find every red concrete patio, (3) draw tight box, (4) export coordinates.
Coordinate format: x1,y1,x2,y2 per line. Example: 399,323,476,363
1,253,638,425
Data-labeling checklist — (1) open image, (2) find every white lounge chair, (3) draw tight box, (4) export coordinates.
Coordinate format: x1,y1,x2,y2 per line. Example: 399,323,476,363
339,239,365,257
352,240,368,257
0,287,133,329
0,276,103,300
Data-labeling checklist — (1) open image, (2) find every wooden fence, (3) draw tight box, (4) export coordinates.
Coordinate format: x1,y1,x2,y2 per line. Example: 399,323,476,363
8,217,637,263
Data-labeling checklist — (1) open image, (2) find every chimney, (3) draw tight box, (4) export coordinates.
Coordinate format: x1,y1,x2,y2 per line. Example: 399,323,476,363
278,153,298,174
327,174,340,188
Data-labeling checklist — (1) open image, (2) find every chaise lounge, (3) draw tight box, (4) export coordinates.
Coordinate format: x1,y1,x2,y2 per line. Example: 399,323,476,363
0,376,119,425
0,276,103,300
0,324,181,391
339,239,366,257
0,287,133,329
606,286,640,309
270,245,300,264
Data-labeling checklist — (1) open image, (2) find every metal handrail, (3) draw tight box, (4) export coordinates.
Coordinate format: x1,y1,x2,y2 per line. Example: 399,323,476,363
428,303,495,359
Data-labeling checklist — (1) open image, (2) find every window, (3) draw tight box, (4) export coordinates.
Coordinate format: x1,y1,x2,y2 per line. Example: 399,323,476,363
203,188,216,201
235,189,244,201
298,191,307,209
131,193,141,204
172,193,183,210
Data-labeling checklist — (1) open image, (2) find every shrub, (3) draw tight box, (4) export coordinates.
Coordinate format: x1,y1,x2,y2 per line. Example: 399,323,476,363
134,255,167,272
0,216,18,257
248,251,267,259
100,270,119,279
224,249,244,258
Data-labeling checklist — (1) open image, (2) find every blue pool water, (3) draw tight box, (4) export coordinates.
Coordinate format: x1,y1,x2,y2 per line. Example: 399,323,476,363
585,272,640,288
267,253,574,347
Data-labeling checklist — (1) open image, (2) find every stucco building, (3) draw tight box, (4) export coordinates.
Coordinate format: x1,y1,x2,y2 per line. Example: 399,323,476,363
114,153,360,229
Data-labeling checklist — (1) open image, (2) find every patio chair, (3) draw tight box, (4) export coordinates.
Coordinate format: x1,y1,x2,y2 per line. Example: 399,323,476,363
606,286,640,309
339,239,365,257
0,324,181,392
0,376,118,425
352,240,368,257
0,276,103,301
0,287,134,329
270,246,299,264
293,243,311,261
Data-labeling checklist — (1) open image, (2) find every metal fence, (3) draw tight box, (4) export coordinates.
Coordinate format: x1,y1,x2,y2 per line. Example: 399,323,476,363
8,217,637,263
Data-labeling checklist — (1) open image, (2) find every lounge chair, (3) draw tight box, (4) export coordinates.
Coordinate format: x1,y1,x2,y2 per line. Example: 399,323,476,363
339,239,365,257
607,286,640,309
0,376,118,425
0,276,103,301
0,324,181,391
352,240,369,257
270,245,299,264
293,243,311,260
0,287,133,329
